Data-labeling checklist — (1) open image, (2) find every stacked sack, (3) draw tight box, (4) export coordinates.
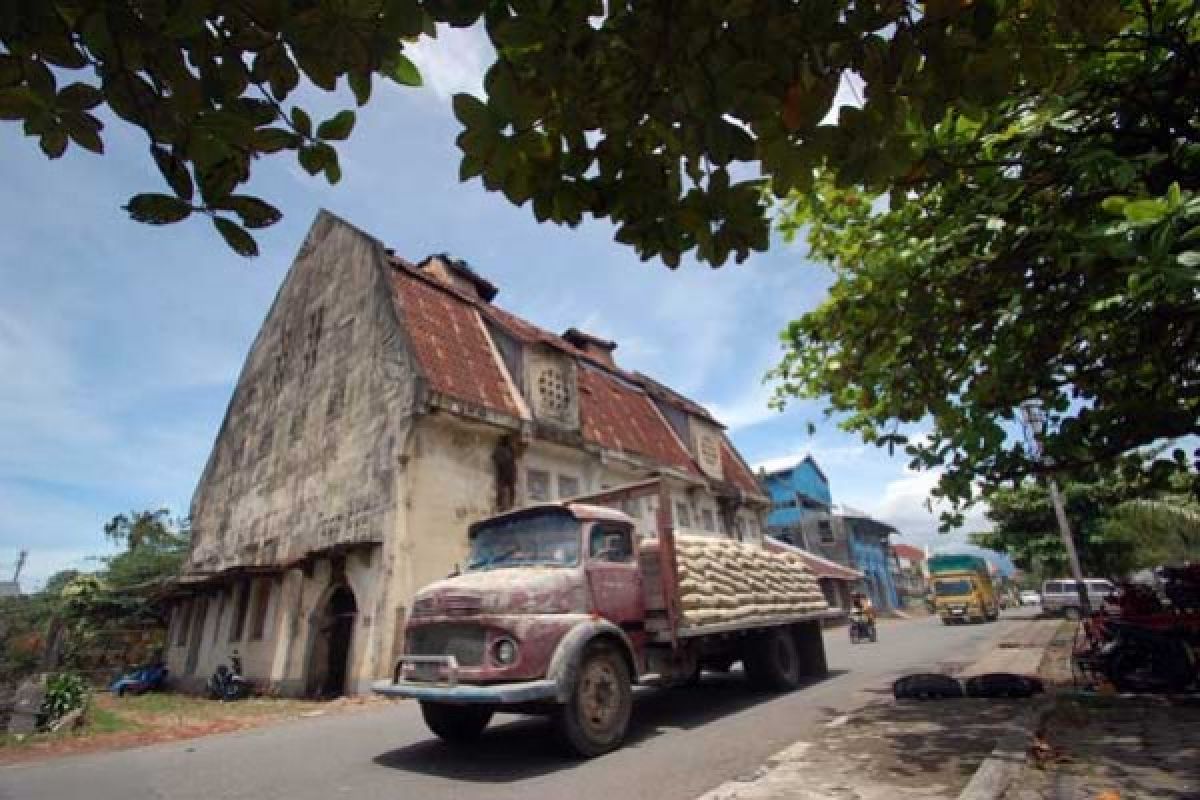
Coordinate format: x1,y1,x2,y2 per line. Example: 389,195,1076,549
674,535,828,628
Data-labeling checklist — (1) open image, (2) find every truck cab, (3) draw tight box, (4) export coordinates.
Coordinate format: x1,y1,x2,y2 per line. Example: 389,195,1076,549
932,571,999,624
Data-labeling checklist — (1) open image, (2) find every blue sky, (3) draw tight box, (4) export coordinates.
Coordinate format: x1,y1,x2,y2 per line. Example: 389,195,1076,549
0,28,994,590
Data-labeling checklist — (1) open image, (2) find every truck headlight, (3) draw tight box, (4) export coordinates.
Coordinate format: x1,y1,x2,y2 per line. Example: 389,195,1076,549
493,637,518,666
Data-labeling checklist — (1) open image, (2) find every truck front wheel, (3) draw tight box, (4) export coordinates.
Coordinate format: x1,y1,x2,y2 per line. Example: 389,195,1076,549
420,702,493,744
555,642,632,758
743,628,802,691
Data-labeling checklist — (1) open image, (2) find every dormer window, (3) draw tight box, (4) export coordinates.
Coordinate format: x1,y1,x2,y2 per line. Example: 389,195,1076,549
536,365,570,416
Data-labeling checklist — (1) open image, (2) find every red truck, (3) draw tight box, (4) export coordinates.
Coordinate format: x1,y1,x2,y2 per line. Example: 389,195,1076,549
372,479,834,756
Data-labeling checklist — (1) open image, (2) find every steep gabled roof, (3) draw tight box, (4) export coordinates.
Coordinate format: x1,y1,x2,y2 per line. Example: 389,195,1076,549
387,253,755,484
390,268,522,420
577,365,701,475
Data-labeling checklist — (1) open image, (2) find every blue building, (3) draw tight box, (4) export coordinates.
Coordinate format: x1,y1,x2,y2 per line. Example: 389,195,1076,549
763,456,833,546
763,457,901,610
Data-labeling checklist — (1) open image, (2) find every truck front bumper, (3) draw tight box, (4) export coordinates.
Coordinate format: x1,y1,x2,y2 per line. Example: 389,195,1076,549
371,678,559,704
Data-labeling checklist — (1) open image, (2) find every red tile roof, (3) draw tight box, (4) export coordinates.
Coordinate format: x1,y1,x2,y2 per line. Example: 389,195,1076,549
577,366,701,475
387,257,754,484
390,269,522,420
720,439,765,497
892,543,926,562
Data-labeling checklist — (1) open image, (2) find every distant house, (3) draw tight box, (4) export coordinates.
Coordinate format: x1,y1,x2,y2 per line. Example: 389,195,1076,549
0,580,20,598
763,456,832,546
890,543,928,607
791,505,900,610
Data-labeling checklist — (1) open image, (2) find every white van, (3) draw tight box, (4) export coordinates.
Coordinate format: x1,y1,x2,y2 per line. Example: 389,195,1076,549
1040,578,1115,618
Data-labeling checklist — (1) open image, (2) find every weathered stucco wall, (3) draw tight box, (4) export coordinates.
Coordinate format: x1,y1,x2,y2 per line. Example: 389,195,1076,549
169,212,422,693
185,212,420,577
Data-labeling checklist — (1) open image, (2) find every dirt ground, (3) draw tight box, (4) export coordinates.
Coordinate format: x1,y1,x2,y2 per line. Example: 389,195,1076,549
0,691,397,765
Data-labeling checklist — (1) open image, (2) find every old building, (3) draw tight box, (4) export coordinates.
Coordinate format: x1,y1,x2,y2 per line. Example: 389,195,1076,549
791,505,900,611
165,212,770,696
890,543,929,608
763,456,832,545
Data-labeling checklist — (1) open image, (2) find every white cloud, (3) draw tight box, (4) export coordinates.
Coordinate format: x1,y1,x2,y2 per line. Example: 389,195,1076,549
407,26,493,99
856,467,989,547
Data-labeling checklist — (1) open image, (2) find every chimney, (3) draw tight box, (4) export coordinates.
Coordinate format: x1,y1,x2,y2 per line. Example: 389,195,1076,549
562,328,618,368
417,253,498,303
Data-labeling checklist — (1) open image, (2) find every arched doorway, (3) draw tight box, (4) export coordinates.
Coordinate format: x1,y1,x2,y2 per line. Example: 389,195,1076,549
308,585,357,697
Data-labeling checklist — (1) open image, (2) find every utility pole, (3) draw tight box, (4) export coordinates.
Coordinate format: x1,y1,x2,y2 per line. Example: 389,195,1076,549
13,549,27,583
1020,402,1090,615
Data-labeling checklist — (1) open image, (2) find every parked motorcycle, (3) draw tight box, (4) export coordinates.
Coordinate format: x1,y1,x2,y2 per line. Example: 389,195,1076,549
207,650,253,701
1087,620,1197,693
849,610,877,644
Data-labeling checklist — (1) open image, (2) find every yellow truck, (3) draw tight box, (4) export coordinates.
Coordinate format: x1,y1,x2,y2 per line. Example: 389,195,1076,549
928,555,999,624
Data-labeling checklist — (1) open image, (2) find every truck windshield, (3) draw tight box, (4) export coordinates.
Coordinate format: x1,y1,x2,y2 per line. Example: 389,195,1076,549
935,578,974,597
467,512,581,570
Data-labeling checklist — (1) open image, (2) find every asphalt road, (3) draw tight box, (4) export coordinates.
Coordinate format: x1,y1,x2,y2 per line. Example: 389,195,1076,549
1,610,1036,800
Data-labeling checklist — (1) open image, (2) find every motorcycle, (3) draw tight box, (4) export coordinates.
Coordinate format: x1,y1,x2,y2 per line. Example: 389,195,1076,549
207,650,253,701
1084,620,1197,693
849,610,877,644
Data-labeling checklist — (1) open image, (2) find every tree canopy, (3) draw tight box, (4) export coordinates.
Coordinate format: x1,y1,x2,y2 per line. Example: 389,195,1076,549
3,0,1143,261
770,1,1200,514
971,465,1200,579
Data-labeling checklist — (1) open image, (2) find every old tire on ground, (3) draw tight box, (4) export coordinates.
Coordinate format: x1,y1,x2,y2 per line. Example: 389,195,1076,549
554,641,633,758
420,702,493,744
743,628,802,691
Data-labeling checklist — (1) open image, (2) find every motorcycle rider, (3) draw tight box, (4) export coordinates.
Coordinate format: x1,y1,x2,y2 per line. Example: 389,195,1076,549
851,591,877,639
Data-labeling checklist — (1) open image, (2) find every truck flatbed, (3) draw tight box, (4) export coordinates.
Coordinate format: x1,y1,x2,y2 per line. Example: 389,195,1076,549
670,608,843,640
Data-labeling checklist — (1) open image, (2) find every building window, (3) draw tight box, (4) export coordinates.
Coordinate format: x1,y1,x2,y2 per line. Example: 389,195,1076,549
257,424,274,462
558,474,580,499
249,579,272,640
818,519,834,544
273,324,291,392
674,502,692,529
535,366,570,416
303,306,324,373
701,509,715,531
527,469,551,502
175,601,192,646
326,374,346,423
230,580,251,642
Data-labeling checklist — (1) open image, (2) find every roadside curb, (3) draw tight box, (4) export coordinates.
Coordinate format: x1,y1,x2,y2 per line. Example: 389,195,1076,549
955,691,1054,800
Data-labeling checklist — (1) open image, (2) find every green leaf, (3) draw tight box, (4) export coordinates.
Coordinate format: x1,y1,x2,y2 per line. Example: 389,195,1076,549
1100,195,1128,215
452,93,491,129
1123,198,1168,223
297,145,327,175
316,110,356,141
39,129,67,158
251,128,300,153
213,216,259,257
219,195,282,229
56,82,103,111
124,193,193,225
348,72,372,106
291,107,312,137
324,156,342,184
152,146,194,201
386,53,423,87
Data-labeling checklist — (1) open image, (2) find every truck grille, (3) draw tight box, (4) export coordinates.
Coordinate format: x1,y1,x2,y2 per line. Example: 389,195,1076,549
407,624,486,667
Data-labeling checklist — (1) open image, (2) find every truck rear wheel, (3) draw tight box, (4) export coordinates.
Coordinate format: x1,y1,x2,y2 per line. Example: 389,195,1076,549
420,702,493,744
743,628,802,691
554,642,632,758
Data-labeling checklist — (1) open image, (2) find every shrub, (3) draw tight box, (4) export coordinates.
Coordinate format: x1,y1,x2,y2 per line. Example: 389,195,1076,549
40,672,89,728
